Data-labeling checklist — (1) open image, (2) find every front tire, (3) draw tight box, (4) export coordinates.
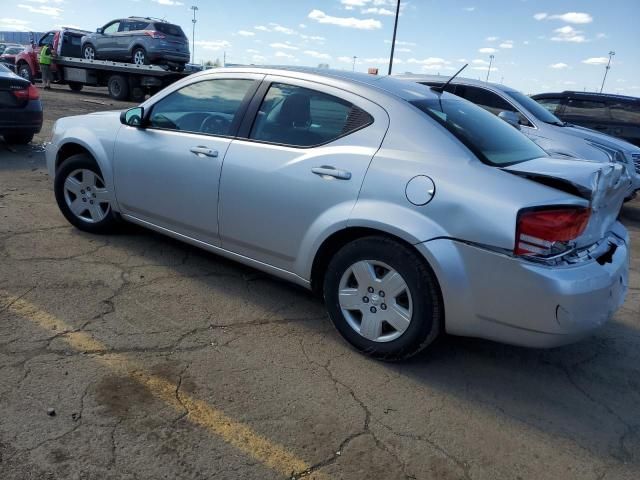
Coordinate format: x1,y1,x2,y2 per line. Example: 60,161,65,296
68,82,83,92
323,236,443,361
54,154,119,234
83,44,95,61
17,63,33,83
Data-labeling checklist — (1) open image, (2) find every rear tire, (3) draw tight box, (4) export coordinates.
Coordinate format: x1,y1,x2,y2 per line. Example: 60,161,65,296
54,154,119,234
107,75,129,101
323,236,443,361
17,63,33,83
68,82,83,92
3,132,34,145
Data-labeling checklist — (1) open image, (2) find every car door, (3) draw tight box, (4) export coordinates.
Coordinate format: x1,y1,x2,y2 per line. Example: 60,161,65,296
218,77,389,274
97,21,120,57
113,74,262,245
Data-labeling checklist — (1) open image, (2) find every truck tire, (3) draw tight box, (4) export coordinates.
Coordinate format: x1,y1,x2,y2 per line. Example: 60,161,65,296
68,82,83,92
17,63,33,83
107,75,129,101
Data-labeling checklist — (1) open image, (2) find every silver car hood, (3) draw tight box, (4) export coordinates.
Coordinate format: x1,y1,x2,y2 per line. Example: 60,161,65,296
561,124,639,153
504,156,629,248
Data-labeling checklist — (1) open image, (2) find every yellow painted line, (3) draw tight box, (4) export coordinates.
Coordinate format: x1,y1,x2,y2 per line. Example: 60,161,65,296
3,292,326,479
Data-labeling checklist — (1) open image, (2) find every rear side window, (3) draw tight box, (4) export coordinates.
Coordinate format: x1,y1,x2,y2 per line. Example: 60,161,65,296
149,79,256,136
120,21,149,32
154,23,186,37
453,85,515,115
250,83,373,147
609,102,640,125
564,99,608,119
535,97,563,115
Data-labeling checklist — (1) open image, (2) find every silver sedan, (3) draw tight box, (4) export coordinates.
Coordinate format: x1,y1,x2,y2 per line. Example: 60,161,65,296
46,67,630,360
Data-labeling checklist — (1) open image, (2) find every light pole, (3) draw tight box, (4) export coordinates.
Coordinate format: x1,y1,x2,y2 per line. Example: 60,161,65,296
387,0,401,75
486,54,494,82
600,50,615,93
190,5,198,64
352,56,357,72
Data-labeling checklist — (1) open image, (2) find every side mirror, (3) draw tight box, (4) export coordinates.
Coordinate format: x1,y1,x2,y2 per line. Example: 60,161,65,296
121,107,144,127
498,111,521,130
96,28,103,34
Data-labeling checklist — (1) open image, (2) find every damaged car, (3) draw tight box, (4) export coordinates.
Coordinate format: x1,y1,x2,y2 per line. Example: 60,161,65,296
46,68,629,360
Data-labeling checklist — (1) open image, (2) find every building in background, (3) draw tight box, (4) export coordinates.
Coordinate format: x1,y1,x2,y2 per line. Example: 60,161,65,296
0,32,44,45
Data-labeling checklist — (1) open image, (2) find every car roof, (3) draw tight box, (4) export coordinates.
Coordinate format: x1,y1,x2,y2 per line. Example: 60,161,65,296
393,73,519,93
532,91,639,102
198,66,444,103
126,16,170,24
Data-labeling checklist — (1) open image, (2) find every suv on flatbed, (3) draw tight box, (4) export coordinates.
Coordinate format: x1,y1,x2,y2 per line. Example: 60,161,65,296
81,17,190,71
532,91,640,147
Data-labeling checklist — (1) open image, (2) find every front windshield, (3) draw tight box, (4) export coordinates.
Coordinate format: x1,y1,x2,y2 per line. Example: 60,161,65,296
505,90,563,125
411,97,547,166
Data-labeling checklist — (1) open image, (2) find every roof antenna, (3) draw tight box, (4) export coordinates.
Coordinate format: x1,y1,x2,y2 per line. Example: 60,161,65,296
432,63,468,93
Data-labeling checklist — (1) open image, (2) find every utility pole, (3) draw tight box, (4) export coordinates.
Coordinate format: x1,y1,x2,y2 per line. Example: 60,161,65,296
600,50,615,93
190,5,198,64
387,0,401,75
486,54,494,82
352,56,357,72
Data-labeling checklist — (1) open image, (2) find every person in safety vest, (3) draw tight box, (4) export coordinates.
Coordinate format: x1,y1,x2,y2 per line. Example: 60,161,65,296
39,41,53,90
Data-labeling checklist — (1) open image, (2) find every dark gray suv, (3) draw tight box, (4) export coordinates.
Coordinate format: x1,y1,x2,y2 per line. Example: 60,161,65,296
81,17,190,71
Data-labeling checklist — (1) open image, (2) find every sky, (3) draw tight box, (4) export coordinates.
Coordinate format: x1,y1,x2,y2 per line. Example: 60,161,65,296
1,0,639,95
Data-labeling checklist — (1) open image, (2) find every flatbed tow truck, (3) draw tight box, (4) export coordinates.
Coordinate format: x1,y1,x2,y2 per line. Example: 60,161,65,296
14,28,190,101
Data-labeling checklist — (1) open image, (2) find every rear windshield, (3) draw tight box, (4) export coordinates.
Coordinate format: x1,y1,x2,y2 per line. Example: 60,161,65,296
411,97,547,166
505,90,563,125
154,23,186,37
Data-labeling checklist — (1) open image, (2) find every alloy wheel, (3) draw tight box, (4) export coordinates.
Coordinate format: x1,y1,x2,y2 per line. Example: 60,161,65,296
133,50,145,65
63,169,111,223
84,46,94,60
338,260,413,342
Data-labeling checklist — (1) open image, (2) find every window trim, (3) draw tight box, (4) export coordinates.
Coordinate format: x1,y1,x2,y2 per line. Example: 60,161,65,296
143,77,261,139
236,80,374,150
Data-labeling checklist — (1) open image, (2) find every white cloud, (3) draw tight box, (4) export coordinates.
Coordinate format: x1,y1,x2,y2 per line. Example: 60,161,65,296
485,36,499,42
237,30,255,37
471,66,498,72
337,56,354,63
17,4,62,16
308,9,382,30
304,50,331,59
534,12,593,24
269,23,297,35
195,40,231,51
478,47,497,54
269,42,298,50
26,0,64,3
549,62,569,69
299,23,307,29
274,51,295,59
499,41,514,49
408,57,449,65
0,17,30,32
551,25,586,43
463,7,475,12
151,0,184,5
582,57,609,65
523,40,530,45
596,33,608,39
472,59,489,65
396,47,411,52
384,39,416,46
362,7,395,15
254,25,270,32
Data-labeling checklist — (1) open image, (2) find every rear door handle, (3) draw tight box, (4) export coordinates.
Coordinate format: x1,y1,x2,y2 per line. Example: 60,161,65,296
311,166,351,180
190,146,219,157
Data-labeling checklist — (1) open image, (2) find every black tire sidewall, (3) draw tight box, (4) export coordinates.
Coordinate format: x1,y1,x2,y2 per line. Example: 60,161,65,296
54,154,118,234
107,75,129,101
3,133,33,145
18,64,32,83
324,237,442,360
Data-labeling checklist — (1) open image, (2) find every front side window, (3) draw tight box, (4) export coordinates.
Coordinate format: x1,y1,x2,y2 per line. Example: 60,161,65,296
411,98,547,166
250,83,372,147
149,78,255,136
505,90,564,125
564,99,608,119
103,22,120,35
449,85,532,127
534,97,563,115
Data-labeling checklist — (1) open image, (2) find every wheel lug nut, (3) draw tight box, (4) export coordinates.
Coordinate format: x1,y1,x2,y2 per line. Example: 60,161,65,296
370,307,377,314
80,189,85,194
379,291,385,297
362,296,369,303
89,200,94,204
367,287,374,293
82,197,86,202
381,303,387,310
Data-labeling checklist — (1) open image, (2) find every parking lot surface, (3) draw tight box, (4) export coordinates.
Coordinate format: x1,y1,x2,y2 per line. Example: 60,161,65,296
1,86,639,480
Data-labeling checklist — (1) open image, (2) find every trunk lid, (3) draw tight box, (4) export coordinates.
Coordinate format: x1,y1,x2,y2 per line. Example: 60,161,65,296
0,70,30,108
503,156,630,248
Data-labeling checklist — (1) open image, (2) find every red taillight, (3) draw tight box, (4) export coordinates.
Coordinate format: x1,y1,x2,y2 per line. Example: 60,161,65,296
12,84,39,101
144,30,166,39
515,207,591,257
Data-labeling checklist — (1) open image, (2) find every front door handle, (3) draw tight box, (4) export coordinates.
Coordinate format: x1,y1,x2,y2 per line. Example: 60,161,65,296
190,146,219,158
311,166,352,180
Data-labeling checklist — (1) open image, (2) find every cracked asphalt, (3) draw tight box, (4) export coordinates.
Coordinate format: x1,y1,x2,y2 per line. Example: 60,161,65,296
1,86,639,480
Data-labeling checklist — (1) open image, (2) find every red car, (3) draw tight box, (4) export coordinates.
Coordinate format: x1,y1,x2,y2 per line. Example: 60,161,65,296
0,45,26,70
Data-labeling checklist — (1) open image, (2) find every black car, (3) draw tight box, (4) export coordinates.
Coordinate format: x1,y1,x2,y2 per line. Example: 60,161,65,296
532,91,640,147
0,63,43,144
